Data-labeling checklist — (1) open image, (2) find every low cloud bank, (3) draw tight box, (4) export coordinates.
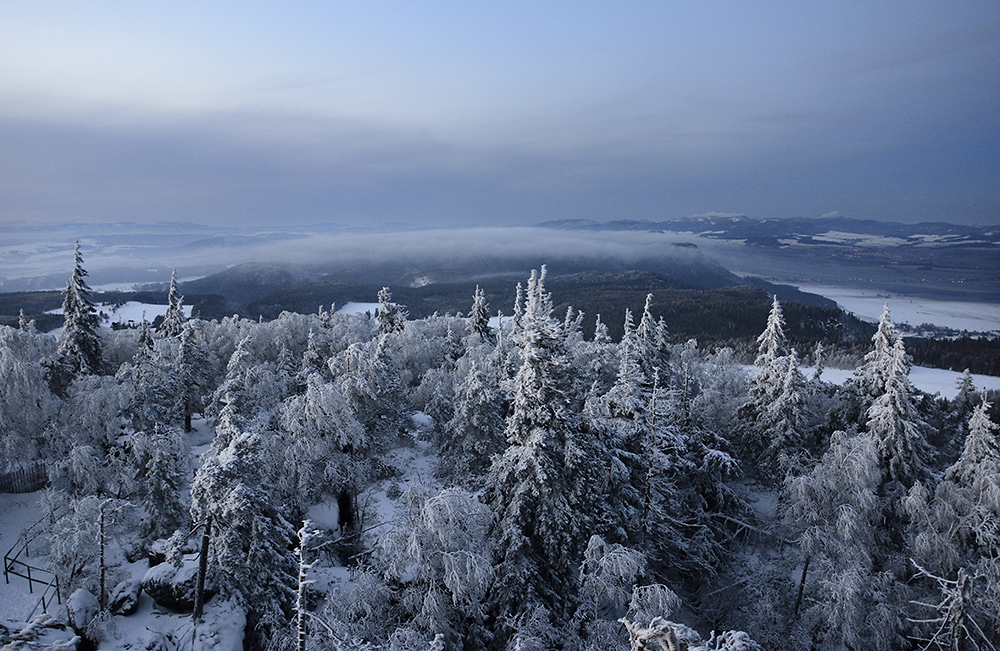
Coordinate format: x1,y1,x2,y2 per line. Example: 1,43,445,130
0,224,724,292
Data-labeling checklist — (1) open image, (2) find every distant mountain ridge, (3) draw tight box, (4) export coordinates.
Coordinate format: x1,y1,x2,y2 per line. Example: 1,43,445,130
539,216,1000,246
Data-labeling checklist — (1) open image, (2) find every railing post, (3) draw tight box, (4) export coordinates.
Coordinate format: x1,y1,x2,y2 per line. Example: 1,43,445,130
56,575,61,604
27,564,33,593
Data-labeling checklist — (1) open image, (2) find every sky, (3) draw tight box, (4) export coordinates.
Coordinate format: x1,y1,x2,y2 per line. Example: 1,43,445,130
1,1,999,228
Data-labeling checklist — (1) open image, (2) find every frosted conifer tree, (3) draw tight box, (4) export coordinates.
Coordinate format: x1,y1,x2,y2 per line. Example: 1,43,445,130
190,431,297,637
57,242,104,376
850,304,903,402
739,296,797,476
467,285,493,342
279,373,367,512
158,269,186,337
811,341,825,383
759,349,812,475
866,338,930,489
484,266,589,622
783,431,899,650
593,314,611,345
376,286,407,336
952,370,978,416
584,309,649,542
17,308,35,333
442,360,506,480
177,320,212,432
134,424,188,539
756,295,787,365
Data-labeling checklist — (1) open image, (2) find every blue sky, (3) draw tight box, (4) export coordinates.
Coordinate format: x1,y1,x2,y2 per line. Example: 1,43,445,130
1,1,998,227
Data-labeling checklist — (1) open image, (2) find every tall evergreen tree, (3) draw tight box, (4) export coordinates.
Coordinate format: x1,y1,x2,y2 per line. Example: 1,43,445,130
756,295,787,365
57,241,103,376
190,432,297,638
484,267,589,624
376,286,407,337
467,285,493,342
739,296,799,476
158,269,186,337
866,338,930,489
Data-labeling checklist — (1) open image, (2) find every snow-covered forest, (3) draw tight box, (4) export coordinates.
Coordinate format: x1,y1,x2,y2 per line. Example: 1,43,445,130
2,245,999,651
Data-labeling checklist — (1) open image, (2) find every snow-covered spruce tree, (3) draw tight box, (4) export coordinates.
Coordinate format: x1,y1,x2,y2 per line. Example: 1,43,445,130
467,285,493,343
836,303,902,429
177,320,212,432
738,296,807,479
296,329,330,387
583,308,650,543
760,350,813,475
278,372,367,520
55,242,104,379
131,424,188,540
634,294,669,379
117,334,183,433
376,286,407,337
689,347,747,445
190,431,297,640
0,325,57,468
484,266,594,627
330,339,407,446
209,333,285,449
866,338,931,492
441,359,506,482
783,430,902,651
908,400,1000,639
375,485,496,648
756,294,787,365
158,269,187,337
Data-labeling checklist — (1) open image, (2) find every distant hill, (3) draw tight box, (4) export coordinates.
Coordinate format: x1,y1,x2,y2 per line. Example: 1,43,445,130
539,217,1000,302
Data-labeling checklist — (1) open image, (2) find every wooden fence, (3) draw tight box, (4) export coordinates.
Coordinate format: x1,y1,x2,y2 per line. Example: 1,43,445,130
0,462,48,494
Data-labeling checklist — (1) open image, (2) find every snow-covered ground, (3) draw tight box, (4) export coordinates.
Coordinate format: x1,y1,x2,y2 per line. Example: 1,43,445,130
793,284,1000,333
336,302,382,316
45,301,194,333
803,365,1000,399
0,412,445,648
0,490,49,622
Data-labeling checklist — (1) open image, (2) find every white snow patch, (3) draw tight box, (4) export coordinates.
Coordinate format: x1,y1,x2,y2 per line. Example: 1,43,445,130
811,231,911,247
0,491,46,622
45,301,194,331
805,366,1000,399
306,502,341,532
336,302,381,316
793,284,1000,333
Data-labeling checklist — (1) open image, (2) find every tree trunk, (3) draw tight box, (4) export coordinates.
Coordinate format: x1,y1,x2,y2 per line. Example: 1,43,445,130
193,516,212,621
794,555,810,618
99,502,106,610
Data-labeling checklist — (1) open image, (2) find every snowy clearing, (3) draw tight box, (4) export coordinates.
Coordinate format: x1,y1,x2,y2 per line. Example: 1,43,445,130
804,365,1000,399
336,302,382,316
793,283,1000,333
45,301,194,332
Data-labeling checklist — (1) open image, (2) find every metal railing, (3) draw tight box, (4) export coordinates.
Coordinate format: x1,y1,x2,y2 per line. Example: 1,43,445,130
3,507,64,620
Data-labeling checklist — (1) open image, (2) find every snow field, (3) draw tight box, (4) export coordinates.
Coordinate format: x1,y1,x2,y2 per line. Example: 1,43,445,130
794,284,1000,333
